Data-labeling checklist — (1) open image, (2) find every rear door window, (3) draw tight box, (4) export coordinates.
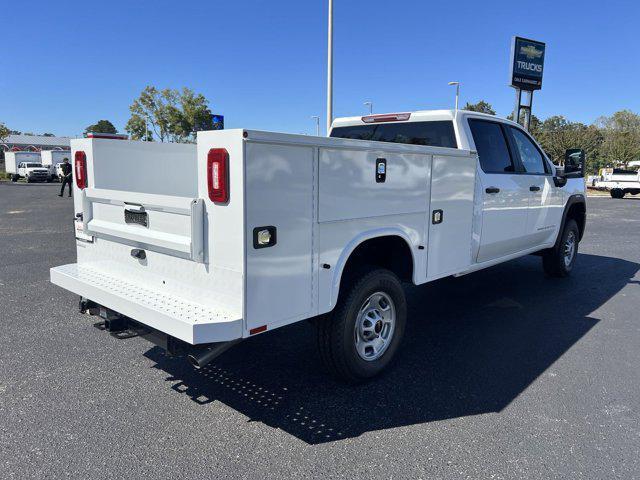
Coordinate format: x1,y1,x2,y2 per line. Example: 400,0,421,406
468,120,515,173
509,127,548,174
330,121,457,148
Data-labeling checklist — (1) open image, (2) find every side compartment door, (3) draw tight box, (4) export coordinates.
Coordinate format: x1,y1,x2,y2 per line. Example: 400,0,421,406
426,153,476,279
244,142,315,332
507,126,564,247
468,119,530,263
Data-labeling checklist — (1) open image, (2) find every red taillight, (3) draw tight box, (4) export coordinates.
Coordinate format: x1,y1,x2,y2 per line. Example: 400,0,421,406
75,151,87,189
207,148,229,203
361,112,411,123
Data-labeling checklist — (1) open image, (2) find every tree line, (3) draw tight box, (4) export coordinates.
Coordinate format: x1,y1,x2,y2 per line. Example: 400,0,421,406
464,101,640,174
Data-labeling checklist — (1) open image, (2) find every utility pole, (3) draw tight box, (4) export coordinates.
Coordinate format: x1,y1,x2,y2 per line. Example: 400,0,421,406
448,81,460,112
364,101,373,115
326,0,334,135
311,116,320,136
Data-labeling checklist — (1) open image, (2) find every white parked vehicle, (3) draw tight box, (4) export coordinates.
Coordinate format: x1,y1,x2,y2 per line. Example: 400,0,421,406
50,110,586,382
593,167,640,198
55,163,66,180
4,151,47,182
41,150,72,182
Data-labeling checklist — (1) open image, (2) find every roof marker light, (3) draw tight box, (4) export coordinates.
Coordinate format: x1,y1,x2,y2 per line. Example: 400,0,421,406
361,113,411,123
86,133,128,140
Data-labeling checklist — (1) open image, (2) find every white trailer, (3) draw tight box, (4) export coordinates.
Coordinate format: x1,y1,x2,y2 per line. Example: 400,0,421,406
4,151,50,182
4,151,41,174
50,110,587,382
41,150,72,181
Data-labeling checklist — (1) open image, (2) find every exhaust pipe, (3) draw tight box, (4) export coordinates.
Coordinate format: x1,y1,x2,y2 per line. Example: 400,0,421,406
187,340,241,369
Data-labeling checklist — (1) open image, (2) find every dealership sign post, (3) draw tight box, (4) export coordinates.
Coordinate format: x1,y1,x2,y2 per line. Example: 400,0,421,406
510,37,546,131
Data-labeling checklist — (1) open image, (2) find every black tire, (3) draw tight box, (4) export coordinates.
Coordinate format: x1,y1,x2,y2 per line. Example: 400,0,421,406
316,267,407,383
610,189,624,199
11,175,18,182
542,219,579,277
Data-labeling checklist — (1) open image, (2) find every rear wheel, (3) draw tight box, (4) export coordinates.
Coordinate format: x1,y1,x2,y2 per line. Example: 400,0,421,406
11,174,18,182
610,188,625,199
542,219,579,277
316,267,406,383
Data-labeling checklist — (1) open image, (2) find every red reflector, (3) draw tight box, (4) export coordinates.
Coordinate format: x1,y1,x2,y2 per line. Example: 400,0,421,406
362,112,411,123
207,148,229,203
249,325,267,335
86,133,128,140
74,151,87,190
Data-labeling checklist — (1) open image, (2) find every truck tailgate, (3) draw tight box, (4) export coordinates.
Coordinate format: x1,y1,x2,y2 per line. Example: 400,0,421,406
82,188,204,261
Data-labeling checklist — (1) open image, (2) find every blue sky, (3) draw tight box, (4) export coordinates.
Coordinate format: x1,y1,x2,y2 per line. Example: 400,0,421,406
1,0,638,137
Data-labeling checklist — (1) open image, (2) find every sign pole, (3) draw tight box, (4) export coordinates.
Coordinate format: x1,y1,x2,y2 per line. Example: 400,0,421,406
326,0,334,136
513,88,521,126
525,91,533,131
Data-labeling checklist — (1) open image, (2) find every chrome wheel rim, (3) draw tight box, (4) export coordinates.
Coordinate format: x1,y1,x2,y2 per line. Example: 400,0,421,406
563,230,576,267
354,291,396,361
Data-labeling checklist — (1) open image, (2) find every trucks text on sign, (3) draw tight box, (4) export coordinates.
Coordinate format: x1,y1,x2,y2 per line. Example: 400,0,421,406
510,36,546,90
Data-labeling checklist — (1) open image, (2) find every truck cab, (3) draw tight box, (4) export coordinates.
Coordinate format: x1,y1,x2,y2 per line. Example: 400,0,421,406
16,161,50,183
330,109,586,265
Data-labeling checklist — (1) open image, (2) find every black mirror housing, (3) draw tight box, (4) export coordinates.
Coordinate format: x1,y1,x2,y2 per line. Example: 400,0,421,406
564,149,585,178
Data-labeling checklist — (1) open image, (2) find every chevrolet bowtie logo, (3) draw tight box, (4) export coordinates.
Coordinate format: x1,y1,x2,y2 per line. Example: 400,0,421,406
520,45,543,60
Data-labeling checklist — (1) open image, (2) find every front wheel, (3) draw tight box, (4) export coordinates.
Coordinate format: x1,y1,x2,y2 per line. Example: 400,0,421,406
542,219,579,277
316,267,407,383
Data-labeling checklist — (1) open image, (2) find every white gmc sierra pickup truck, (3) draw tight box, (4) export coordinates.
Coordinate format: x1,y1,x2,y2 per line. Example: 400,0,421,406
50,110,586,382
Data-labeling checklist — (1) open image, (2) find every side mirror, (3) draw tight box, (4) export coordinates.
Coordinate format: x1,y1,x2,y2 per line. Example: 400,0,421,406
553,174,568,187
564,149,585,178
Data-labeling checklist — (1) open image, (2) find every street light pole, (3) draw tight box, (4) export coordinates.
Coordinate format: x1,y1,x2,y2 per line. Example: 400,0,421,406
364,101,373,115
326,0,333,135
448,81,460,112
311,116,320,136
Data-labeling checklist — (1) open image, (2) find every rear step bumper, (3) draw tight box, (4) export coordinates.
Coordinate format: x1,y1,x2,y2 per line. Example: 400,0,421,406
50,263,243,344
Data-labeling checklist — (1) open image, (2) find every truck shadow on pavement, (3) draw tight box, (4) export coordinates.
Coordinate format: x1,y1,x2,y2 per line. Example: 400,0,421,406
145,253,638,444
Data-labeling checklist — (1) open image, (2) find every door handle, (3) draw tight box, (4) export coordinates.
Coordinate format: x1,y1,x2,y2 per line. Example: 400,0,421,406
529,185,541,192
485,187,500,194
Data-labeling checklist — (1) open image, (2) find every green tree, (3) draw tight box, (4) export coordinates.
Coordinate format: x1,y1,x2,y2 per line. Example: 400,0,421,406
125,114,153,141
463,100,496,115
0,122,9,142
596,110,640,167
125,86,215,143
534,116,603,172
84,120,118,135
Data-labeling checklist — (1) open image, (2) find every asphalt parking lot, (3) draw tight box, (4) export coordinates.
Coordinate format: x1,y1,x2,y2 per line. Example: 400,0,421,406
1,182,639,479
